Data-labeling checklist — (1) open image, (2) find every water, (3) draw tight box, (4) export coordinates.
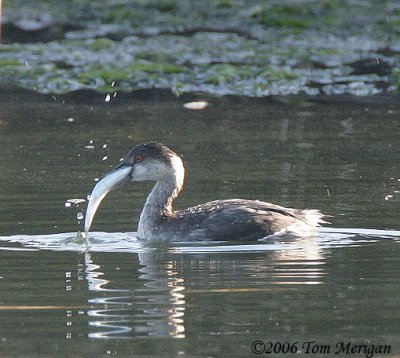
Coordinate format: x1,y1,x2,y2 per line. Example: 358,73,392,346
0,91,399,356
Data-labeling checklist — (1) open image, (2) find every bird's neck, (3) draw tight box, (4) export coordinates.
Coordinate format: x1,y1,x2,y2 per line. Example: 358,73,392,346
138,156,184,240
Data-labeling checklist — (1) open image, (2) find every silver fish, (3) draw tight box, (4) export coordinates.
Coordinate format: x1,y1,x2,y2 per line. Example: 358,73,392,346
84,166,132,235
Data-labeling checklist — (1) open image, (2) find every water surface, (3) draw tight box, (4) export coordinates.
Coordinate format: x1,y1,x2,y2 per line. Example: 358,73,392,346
0,91,399,356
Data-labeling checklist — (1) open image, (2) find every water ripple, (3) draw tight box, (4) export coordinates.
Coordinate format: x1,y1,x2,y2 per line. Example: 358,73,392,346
0,227,398,254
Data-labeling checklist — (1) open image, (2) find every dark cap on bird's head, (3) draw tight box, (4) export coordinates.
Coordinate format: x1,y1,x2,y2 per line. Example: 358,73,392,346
120,142,178,166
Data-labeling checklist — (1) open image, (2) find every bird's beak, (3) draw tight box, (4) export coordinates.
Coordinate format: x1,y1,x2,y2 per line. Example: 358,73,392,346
84,165,132,235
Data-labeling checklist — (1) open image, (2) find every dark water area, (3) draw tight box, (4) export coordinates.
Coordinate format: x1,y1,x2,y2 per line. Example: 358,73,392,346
0,90,399,357
1,90,400,234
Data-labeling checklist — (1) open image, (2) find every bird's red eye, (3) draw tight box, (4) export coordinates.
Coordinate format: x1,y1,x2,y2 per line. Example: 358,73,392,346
134,154,143,163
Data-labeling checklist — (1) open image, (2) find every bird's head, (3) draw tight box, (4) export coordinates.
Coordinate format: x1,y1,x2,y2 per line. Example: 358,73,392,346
84,142,184,235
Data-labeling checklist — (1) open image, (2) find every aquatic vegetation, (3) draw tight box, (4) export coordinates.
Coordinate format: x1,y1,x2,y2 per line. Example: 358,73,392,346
0,59,24,66
257,5,313,29
256,1,342,30
145,0,177,12
88,38,115,51
78,67,129,85
0,0,399,96
103,5,141,23
128,61,187,74
389,67,400,89
203,64,253,85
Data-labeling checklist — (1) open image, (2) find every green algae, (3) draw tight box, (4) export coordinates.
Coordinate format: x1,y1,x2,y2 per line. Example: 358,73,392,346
0,59,24,66
88,38,115,51
389,68,400,89
256,1,341,29
103,5,142,24
78,68,129,84
203,64,254,85
1,0,399,96
258,7,312,29
257,67,299,82
128,61,187,74
216,0,233,9
145,0,177,12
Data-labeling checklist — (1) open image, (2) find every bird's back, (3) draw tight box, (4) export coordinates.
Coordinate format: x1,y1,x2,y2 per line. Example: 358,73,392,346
160,199,324,241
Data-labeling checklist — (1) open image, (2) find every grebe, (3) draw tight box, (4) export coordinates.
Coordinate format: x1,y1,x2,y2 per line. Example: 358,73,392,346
84,142,325,241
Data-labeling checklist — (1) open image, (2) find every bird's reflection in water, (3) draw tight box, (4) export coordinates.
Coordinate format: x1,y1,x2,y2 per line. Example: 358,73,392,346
84,250,186,339
83,235,327,339
137,251,185,338
84,252,135,339
270,237,326,285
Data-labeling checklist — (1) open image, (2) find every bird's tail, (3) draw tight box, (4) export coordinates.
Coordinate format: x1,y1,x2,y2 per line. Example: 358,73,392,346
302,209,329,227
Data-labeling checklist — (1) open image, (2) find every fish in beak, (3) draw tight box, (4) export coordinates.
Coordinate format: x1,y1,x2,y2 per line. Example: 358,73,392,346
84,165,132,235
